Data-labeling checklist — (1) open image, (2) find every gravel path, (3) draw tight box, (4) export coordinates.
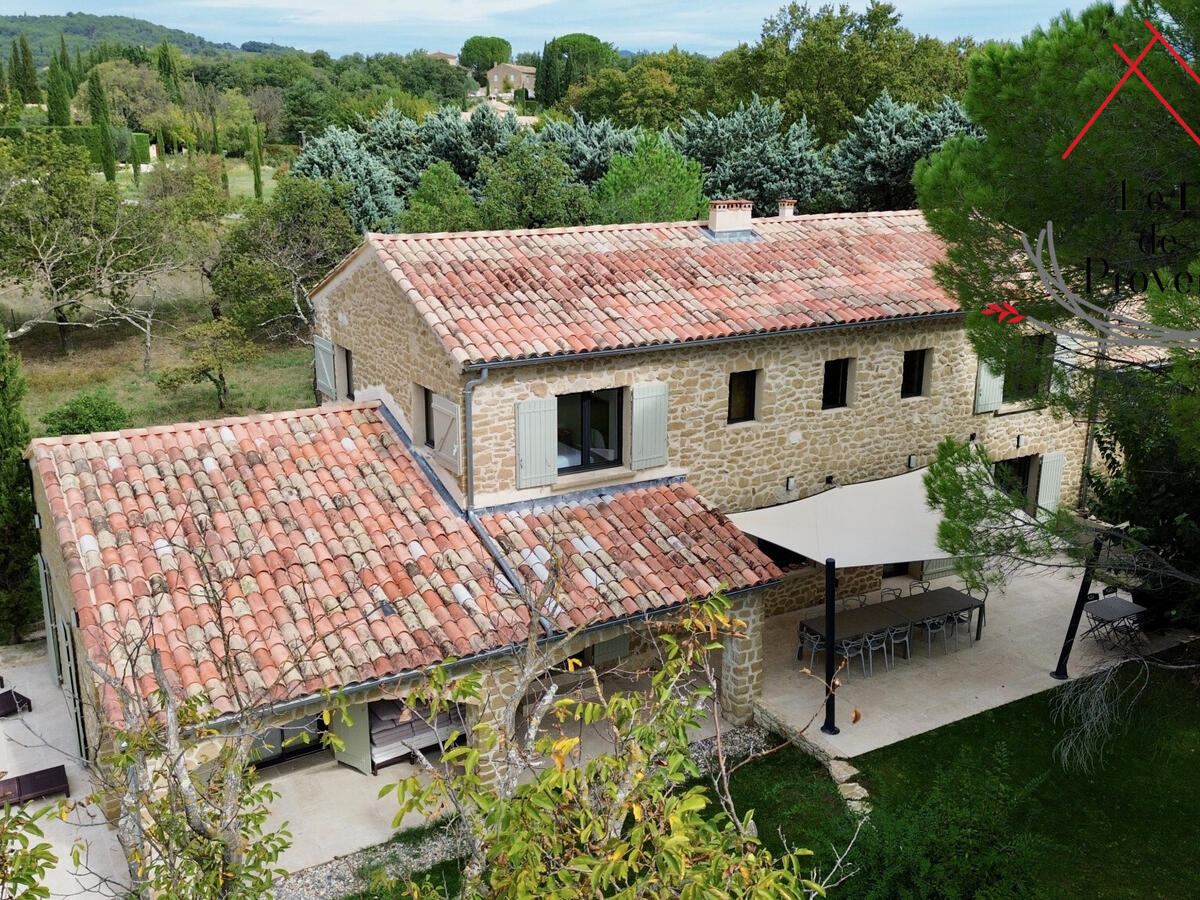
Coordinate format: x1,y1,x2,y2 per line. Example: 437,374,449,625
272,725,775,900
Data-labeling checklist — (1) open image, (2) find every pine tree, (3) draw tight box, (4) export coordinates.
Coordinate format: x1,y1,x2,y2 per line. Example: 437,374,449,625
7,43,22,106
46,55,71,127
87,68,117,182
0,337,38,645
17,35,37,105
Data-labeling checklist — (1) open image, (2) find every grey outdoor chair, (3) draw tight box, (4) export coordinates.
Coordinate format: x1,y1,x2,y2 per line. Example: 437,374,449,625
797,626,826,671
839,593,868,611
887,623,912,665
836,637,867,680
880,587,902,602
914,614,950,656
864,629,889,676
909,579,931,595
948,606,974,648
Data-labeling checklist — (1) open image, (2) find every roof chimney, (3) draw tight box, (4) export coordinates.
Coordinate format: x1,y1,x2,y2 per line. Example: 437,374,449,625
707,198,754,235
778,198,795,217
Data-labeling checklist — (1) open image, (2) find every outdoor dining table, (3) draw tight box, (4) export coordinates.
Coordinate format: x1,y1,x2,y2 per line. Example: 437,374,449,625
800,587,984,643
1084,594,1146,625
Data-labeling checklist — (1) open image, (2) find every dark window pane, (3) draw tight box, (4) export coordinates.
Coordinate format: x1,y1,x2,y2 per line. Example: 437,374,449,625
557,389,622,472
822,358,849,409
727,370,757,423
901,348,927,398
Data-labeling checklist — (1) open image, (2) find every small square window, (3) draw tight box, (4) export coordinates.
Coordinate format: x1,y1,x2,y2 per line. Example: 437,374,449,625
822,358,851,409
727,370,758,423
556,388,623,472
901,348,928,398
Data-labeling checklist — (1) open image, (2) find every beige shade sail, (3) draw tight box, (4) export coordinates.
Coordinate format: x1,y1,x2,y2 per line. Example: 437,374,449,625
728,469,950,568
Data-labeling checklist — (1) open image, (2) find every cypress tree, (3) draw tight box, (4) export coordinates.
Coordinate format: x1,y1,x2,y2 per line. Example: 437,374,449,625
72,48,83,86
57,34,76,93
0,336,38,645
155,39,182,103
0,67,11,126
7,43,21,105
247,123,263,199
17,35,37,105
46,55,71,126
87,68,117,181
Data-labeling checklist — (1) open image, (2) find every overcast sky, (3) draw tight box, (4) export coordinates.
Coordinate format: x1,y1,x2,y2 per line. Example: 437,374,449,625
11,1,1085,56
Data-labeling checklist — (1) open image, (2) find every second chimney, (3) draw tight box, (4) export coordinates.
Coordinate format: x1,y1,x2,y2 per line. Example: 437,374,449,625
707,198,754,234
778,198,795,217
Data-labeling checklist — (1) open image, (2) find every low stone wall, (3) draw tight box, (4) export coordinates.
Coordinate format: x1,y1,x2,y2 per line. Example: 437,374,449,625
762,565,883,617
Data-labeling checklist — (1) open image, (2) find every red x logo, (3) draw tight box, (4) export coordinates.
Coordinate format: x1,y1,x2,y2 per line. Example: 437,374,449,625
1063,20,1200,159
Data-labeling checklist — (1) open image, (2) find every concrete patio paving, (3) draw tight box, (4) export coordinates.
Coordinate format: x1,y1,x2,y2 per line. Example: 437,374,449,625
0,642,129,899
758,565,1191,759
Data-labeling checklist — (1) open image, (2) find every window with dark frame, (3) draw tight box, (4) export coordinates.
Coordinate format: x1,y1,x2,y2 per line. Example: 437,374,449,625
900,348,928,398
727,370,757,423
422,387,434,449
822,358,851,409
557,388,623,473
1003,334,1053,404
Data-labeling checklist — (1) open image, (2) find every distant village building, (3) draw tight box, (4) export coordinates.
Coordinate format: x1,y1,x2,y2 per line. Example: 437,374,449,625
427,51,458,66
487,62,536,98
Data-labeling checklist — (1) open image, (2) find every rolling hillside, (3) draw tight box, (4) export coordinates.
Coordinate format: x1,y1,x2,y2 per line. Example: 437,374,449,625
0,12,296,66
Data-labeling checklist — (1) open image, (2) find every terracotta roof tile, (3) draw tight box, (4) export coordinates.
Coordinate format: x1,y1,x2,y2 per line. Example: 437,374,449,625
30,403,523,723
478,481,781,628
368,211,957,365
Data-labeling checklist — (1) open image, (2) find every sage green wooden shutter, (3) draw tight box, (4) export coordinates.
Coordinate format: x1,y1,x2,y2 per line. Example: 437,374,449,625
1053,335,1081,392
429,394,461,473
314,335,336,398
516,397,557,488
974,361,1004,413
1036,449,1067,514
631,382,668,469
332,702,371,775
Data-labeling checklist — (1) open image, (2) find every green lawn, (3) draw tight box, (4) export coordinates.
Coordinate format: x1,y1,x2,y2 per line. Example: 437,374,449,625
12,294,314,435
113,158,277,202
725,665,1200,899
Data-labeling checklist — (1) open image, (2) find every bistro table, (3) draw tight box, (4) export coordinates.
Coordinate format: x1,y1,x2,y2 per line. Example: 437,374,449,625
801,586,984,642
1084,594,1146,643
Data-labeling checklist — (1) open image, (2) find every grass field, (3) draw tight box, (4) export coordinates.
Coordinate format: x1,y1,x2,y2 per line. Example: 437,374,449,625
7,289,314,436
113,157,278,203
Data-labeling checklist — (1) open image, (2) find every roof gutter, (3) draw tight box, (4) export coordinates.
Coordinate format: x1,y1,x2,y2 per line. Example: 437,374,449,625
459,311,965,372
463,367,489,511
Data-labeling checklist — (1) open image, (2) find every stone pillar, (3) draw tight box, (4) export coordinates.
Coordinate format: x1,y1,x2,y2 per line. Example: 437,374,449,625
466,659,523,791
721,588,764,723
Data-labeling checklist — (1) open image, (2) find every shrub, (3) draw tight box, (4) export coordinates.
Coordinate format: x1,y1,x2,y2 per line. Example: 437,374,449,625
0,125,103,166
40,389,132,437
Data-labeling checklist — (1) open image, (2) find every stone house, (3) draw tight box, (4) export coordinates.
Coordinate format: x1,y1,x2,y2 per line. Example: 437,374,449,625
26,198,1088,816
311,199,1088,623
486,62,536,97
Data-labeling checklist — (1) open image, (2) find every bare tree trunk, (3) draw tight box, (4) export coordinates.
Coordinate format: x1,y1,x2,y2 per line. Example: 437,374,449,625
55,308,74,355
142,326,152,378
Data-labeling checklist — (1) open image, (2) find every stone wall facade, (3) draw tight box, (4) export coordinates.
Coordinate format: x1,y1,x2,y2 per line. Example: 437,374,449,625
464,317,1089,514
761,564,884,618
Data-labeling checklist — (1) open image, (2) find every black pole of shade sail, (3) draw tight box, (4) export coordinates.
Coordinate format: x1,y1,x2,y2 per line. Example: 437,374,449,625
821,557,839,735
1051,532,1106,681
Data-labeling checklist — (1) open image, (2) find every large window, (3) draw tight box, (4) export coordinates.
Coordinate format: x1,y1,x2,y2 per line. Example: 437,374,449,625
1003,334,1053,404
557,389,622,472
822,358,852,409
900,348,929,398
727,370,758,423
994,455,1034,513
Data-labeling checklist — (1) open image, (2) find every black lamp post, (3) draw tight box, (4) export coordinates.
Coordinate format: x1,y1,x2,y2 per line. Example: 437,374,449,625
1051,532,1106,680
821,557,839,735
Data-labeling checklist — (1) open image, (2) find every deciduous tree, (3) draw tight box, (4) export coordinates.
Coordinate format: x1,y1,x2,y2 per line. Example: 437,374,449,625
478,139,596,229
400,161,481,233
157,319,260,410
